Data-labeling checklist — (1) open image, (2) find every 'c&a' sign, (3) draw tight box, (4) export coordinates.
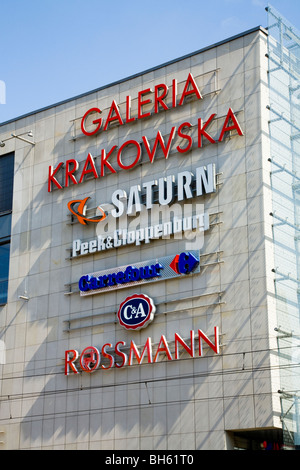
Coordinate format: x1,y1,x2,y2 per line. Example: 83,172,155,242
117,293,156,330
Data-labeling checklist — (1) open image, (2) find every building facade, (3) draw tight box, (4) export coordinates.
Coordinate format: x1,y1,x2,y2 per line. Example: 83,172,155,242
0,7,299,450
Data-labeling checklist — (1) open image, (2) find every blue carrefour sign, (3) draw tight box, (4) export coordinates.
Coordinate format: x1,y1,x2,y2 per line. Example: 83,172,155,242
79,251,200,296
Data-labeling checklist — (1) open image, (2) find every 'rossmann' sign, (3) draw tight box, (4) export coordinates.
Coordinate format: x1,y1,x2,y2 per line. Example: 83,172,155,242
65,326,220,375
48,73,243,192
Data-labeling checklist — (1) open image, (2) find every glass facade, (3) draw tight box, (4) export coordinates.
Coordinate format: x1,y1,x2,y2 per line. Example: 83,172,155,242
267,4,300,449
0,152,14,305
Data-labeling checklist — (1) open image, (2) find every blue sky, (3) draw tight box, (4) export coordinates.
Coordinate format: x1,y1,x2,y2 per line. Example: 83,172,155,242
0,0,299,123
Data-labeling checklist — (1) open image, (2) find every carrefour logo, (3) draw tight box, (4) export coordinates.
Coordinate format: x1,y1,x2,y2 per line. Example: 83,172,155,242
117,294,156,330
78,251,200,296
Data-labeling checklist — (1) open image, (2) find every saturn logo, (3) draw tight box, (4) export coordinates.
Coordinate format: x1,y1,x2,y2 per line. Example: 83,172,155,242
67,196,106,225
117,294,156,330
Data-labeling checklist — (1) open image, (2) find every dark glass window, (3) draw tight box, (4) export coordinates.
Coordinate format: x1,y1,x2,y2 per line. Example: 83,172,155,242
0,152,14,305
0,152,14,213
0,241,10,304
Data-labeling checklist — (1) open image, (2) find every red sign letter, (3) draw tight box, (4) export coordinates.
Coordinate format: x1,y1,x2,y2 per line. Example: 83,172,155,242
177,122,193,153
218,108,243,142
115,341,128,368
65,349,79,375
100,145,117,176
81,107,102,136
198,114,216,147
142,127,176,163
174,331,195,359
79,153,98,183
104,100,124,131
138,88,152,119
179,73,202,106
129,338,153,365
101,343,115,370
79,346,100,373
65,159,79,188
48,163,63,192
198,327,219,356
117,140,142,170
126,95,136,124
154,335,173,362
154,84,169,113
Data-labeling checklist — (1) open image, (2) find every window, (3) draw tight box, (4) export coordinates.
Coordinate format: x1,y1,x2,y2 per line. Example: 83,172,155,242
0,152,14,305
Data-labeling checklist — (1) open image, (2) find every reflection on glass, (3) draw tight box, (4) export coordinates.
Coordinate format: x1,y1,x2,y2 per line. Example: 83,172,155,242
0,213,11,240
0,242,10,282
0,280,8,305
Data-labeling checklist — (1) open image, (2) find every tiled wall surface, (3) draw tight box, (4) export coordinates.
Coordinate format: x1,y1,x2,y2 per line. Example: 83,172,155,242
0,28,281,449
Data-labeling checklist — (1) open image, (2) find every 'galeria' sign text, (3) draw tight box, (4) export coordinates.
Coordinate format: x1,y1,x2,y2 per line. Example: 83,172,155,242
48,73,243,192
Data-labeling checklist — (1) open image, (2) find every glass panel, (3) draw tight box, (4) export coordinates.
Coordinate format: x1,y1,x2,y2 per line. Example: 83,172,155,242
0,152,14,213
0,241,10,305
0,242,10,282
267,4,300,449
0,152,14,304
0,213,11,240
0,280,8,305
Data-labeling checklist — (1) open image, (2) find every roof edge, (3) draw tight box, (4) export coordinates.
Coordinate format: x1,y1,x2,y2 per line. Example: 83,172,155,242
0,25,267,128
